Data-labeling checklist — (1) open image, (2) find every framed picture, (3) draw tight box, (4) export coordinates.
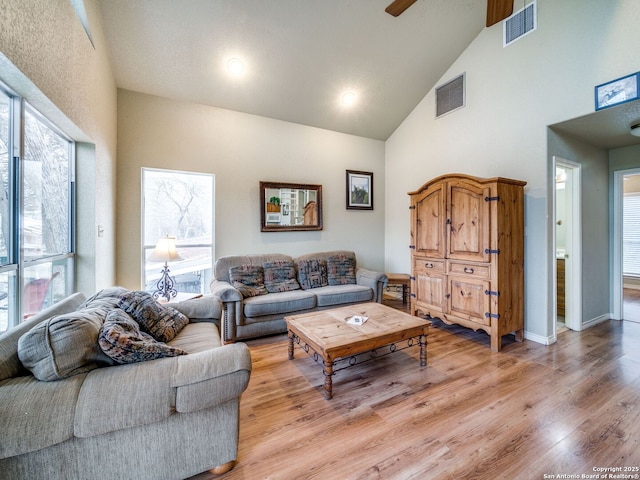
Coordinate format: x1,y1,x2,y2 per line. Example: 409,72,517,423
595,72,640,110
346,170,373,210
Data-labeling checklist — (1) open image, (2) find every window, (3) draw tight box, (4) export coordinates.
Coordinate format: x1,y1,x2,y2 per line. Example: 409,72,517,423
0,84,75,333
142,168,214,296
623,193,640,277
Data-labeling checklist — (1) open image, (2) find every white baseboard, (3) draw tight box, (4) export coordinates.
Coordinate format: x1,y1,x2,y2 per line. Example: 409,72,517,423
523,330,555,346
582,313,612,330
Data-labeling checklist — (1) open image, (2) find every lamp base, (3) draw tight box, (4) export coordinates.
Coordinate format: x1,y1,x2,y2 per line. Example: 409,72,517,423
152,263,178,302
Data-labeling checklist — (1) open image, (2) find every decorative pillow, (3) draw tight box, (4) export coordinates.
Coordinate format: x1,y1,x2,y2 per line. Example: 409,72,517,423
327,254,357,285
117,291,189,343
98,309,187,364
297,259,328,290
18,309,117,381
229,265,268,297
263,260,301,293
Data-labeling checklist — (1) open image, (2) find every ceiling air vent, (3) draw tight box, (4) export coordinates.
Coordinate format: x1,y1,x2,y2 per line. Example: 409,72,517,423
436,73,465,118
504,0,536,47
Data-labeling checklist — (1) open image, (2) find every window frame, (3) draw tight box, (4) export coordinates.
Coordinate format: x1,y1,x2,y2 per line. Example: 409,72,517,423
0,82,76,332
141,167,214,296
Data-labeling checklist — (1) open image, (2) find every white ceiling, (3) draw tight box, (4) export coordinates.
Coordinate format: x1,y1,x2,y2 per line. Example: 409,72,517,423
97,0,486,141
97,0,640,148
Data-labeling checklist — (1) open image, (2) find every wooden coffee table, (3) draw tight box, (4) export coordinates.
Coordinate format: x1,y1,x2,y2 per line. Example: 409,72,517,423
285,302,431,399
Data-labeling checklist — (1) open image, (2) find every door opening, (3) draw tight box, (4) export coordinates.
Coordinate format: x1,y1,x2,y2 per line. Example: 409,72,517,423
554,157,582,334
614,169,640,323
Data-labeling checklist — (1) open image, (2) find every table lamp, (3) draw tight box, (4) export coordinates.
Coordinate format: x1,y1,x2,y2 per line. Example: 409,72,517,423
148,236,183,301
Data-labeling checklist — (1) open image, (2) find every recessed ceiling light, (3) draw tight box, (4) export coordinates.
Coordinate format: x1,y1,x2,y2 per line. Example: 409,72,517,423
226,57,245,76
341,91,356,106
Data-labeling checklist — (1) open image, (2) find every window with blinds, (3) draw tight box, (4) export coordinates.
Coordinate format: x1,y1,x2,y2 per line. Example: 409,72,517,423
623,193,640,277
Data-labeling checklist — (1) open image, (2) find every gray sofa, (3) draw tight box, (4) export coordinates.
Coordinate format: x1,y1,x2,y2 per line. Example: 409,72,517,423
210,250,387,343
0,287,251,480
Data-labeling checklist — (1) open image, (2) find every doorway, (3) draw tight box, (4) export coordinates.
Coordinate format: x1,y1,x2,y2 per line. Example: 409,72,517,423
613,169,640,323
554,157,582,333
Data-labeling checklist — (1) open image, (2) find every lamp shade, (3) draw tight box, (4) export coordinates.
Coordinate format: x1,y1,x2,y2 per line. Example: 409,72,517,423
148,236,183,263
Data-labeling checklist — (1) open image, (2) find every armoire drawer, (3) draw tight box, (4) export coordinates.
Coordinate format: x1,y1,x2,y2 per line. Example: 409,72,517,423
413,258,445,273
448,261,490,278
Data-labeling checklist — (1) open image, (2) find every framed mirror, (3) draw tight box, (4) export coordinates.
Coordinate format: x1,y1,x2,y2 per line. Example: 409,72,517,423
260,181,323,232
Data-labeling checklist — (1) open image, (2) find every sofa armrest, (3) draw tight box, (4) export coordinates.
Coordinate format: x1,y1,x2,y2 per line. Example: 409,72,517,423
210,280,243,343
167,294,222,321
172,343,252,413
356,268,388,303
210,280,242,302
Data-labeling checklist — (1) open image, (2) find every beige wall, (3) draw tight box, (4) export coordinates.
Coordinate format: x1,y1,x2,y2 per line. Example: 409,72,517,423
385,0,640,342
116,90,385,290
0,0,117,294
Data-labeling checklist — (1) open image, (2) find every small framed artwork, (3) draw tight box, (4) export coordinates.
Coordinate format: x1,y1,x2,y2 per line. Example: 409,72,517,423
595,72,639,110
346,170,373,210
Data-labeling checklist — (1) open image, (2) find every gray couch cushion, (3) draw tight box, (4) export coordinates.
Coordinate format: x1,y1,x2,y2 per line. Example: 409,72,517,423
17,308,116,382
0,292,86,382
168,322,222,353
313,284,374,307
74,358,177,438
243,290,316,317
0,373,87,458
98,309,187,364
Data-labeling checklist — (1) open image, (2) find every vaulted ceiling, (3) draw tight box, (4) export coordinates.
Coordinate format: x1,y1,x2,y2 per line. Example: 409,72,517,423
98,0,486,141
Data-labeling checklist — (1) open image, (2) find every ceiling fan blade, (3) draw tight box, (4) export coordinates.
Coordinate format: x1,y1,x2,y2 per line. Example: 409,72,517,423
385,0,418,17
486,0,513,27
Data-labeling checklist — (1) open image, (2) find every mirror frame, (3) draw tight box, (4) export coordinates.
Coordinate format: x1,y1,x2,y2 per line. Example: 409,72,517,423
260,181,323,232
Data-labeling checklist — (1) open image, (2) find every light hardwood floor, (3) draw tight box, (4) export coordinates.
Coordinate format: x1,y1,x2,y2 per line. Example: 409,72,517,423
190,291,640,480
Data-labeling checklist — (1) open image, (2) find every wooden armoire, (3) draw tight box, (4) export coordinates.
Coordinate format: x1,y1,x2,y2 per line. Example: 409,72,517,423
408,174,526,351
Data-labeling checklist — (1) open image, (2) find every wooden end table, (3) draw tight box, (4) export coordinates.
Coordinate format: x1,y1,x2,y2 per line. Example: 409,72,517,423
285,303,430,399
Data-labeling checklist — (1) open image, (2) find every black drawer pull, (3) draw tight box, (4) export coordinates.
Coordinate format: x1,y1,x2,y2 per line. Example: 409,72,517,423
463,267,474,274
425,262,434,268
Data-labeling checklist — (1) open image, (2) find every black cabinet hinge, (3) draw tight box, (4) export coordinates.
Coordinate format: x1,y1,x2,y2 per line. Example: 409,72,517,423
485,196,500,202
410,276,415,281
485,312,500,319
409,245,416,250
484,290,500,296
409,205,416,209
484,249,500,254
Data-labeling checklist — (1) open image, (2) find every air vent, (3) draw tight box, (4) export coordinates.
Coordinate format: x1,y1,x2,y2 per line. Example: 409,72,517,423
436,74,465,118
504,1,536,47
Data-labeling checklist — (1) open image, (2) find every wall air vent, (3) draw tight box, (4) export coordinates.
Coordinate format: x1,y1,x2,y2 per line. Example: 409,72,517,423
504,0,536,47
436,73,465,118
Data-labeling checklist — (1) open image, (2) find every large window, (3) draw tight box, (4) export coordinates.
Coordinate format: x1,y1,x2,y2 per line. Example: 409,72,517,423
0,85,75,333
142,168,214,296
623,193,640,277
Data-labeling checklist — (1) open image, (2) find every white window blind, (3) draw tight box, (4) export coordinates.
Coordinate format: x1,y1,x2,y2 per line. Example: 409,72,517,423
623,193,640,277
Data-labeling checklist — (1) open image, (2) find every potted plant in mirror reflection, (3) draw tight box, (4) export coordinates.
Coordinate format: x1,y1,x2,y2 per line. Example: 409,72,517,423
267,196,281,212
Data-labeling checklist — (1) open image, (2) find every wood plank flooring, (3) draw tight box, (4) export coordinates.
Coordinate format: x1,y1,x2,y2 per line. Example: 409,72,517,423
190,290,640,480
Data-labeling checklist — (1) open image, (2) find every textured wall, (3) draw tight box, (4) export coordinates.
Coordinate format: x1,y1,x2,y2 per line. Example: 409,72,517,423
0,0,117,293
116,90,385,290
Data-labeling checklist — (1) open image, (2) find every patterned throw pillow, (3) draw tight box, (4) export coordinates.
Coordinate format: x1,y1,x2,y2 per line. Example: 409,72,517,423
263,260,301,293
327,254,357,285
297,259,328,290
117,291,189,343
229,265,268,297
98,309,187,364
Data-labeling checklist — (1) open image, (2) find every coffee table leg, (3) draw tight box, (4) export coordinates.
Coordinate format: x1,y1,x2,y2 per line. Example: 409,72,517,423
288,333,294,360
419,334,427,367
323,360,333,399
